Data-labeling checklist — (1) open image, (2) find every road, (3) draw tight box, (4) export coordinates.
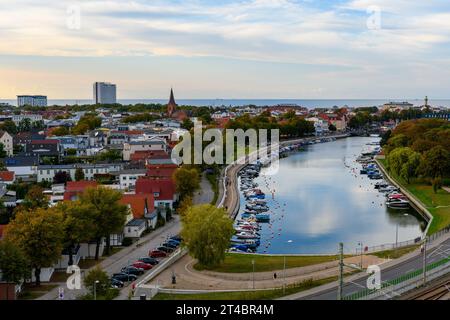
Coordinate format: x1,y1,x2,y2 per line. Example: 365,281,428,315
39,174,214,300
286,235,450,300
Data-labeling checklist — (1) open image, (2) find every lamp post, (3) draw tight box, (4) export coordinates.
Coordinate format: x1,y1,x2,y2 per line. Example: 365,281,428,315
283,240,294,295
251,259,255,290
93,280,100,300
357,241,363,269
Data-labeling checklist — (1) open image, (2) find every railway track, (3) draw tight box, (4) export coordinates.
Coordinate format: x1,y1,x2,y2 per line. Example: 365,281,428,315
409,280,450,300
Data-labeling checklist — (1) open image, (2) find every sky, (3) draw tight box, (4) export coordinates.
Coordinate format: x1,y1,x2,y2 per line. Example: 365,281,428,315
1,0,450,99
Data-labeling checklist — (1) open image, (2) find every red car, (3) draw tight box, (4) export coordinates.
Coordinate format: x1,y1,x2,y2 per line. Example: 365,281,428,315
149,249,167,258
132,261,153,270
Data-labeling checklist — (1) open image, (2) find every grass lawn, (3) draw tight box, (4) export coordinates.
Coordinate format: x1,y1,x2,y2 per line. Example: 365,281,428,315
371,245,419,260
153,276,338,300
194,253,343,273
378,159,450,235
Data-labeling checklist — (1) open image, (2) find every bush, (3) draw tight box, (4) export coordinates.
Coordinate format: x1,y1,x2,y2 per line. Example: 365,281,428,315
121,237,133,247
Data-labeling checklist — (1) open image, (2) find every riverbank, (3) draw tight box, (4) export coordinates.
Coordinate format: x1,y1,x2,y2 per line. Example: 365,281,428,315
376,157,450,235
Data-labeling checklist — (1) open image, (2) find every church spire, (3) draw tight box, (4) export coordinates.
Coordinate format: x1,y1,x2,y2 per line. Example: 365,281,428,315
167,87,177,116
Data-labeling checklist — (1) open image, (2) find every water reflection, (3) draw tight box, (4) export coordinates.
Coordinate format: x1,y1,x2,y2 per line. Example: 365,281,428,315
238,137,426,254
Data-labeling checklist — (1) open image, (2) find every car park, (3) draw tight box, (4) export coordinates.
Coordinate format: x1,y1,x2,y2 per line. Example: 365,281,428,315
138,257,159,265
121,266,145,276
132,261,153,270
112,273,137,282
149,249,167,258
157,246,174,253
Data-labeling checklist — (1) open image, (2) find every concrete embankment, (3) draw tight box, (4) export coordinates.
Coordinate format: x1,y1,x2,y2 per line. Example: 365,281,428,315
375,156,433,236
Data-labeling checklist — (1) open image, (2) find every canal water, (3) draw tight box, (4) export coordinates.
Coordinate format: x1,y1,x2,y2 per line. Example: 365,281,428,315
238,136,426,254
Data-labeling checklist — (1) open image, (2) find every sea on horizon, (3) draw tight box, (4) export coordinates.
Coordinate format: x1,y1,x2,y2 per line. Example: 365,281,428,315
1,98,450,109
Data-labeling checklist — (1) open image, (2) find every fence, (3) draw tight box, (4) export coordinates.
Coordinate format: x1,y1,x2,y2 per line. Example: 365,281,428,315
343,253,450,300
355,238,422,255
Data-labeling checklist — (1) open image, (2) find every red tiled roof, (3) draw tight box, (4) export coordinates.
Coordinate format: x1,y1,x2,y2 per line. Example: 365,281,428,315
0,171,14,182
120,193,155,219
146,164,177,179
135,178,176,201
130,150,170,162
32,139,59,144
64,181,98,201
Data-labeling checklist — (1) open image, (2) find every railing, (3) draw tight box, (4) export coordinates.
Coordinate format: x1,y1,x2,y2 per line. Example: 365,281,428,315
355,238,422,255
343,254,450,300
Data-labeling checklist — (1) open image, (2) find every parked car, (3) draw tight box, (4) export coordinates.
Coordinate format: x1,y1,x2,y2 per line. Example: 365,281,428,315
138,257,159,265
133,261,153,270
157,246,174,253
149,249,167,258
112,273,137,282
170,235,182,242
111,278,124,288
167,239,181,246
162,242,178,249
121,266,145,276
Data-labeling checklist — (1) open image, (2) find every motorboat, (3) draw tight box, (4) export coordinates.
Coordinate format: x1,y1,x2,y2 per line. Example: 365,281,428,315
368,173,383,180
245,204,269,212
254,214,270,222
374,181,389,189
379,186,399,193
236,232,260,239
386,198,410,209
247,199,267,205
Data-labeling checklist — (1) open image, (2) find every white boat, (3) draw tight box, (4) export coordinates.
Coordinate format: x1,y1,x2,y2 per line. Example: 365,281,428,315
236,232,260,239
386,198,410,208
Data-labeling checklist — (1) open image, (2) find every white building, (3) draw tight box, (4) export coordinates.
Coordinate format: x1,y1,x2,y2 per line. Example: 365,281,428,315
118,169,147,190
37,163,123,182
0,131,13,156
11,114,43,125
93,82,117,104
123,139,167,161
306,117,330,136
17,95,47,107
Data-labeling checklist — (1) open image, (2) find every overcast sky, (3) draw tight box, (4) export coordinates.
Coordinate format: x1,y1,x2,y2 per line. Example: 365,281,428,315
1,0,450,99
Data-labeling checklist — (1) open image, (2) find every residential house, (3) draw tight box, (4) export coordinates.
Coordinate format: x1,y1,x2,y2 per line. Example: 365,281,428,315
63,180,98,201
25,139,60,158
123,139,168,161
37,163,123,182
0,131,13,156
135,178,177,209
3,155,39,181
0,171,15,184
117,169,147,190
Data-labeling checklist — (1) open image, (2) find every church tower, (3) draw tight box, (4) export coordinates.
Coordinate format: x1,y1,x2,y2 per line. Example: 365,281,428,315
167,88,177,117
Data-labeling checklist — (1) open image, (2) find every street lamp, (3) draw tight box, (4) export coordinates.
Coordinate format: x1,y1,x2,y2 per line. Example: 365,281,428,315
357,241,363,269
93,280,100,300
283,240,294,295
251,259,255,290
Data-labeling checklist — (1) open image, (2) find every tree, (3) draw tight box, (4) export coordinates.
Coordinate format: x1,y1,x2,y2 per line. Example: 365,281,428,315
0,120,17,134
95,149,122,162
83,266,109,297
55,201,97,266
181,118,194,130
181,204,234,267
400,151,421,184
328,124,337,132
51,126,69,136
22,185,48,210
79,187,128,259
17,118,31,132
75,168,85,181
177,196,193,216
386,147,412,176
0,240,29,300
4,208,65,286
173,167,200,200
0,143,7,158
53,170,72,184
419,146,450,192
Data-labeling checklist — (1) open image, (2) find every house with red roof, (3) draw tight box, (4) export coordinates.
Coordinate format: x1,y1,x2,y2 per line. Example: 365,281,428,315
0,171,15,184
145,162,178,179
135,177,178,209
63,180,98,201
119,193,158,239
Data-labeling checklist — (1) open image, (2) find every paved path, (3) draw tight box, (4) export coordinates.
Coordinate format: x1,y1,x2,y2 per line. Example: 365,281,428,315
148,254,386,291
284,233,450,300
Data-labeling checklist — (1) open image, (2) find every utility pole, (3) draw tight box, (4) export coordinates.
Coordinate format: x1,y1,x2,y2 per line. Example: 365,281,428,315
338,242,344,300
422,237,428,285
283,255,286,295
252,259,255,290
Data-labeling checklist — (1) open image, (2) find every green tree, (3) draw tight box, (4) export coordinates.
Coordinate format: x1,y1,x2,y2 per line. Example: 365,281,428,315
181,118,194,130
400,151,421,184
419,146,450,192
79,187,128,259
22,185,48,210
75,168,85,181
56,201,97,266
4,208,65,286
0,120,17,134
0,240,29,300
18,118,31,132
51,126,70,136
181,204,234,267
53,170,72,184
173,167,200,199
0,143,7,158
386,147,412,176
83,266,110,297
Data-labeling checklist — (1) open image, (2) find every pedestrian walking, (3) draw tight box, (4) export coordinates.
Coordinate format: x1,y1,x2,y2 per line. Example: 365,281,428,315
273,273,277,280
